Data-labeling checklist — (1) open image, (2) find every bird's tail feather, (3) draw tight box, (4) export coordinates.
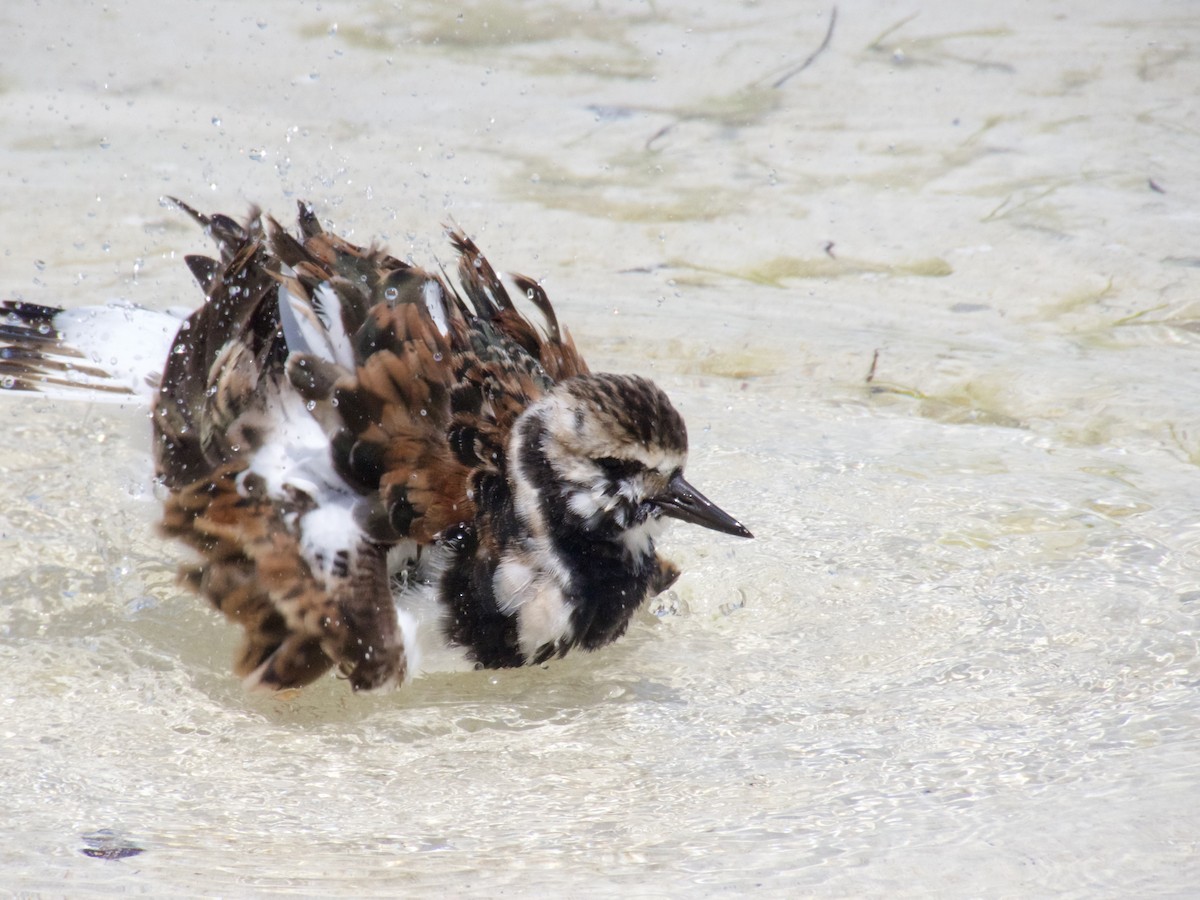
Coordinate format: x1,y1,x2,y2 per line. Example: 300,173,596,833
0,300,185,404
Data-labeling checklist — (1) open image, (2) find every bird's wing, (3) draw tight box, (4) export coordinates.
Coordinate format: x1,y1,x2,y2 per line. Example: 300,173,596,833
156,201,411,690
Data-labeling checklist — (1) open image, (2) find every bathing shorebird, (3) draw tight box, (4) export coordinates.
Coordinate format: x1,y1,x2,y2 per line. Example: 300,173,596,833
0,200,751,691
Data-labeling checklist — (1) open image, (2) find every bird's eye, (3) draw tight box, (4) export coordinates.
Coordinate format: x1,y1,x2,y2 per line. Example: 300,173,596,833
595,456,638,479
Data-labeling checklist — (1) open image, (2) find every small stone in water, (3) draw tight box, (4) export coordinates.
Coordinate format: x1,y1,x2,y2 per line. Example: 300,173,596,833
80,829,144,861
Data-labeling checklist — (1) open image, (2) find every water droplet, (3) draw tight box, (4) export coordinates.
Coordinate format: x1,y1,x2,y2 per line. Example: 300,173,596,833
248,148,266,162
432,352,443,362
99,137,110,149
384,286,399,301
1,375,15,389
211,116,222,127
419,408,427,417
719,590,746,617
305,399,316,411
33,259,45,271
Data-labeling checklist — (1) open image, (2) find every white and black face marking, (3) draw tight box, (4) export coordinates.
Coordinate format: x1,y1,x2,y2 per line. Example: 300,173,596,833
511,374,687,539
566,451,678,533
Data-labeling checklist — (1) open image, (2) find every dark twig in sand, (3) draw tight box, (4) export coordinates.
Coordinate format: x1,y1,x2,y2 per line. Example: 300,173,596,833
645,122,677,151
865,349,880,383
773,7,839,88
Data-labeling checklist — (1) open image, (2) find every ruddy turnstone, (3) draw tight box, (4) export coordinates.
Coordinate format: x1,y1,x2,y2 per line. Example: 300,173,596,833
0,200,751,691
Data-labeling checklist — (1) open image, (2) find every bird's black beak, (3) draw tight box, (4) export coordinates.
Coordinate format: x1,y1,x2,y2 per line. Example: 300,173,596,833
653,472,753,538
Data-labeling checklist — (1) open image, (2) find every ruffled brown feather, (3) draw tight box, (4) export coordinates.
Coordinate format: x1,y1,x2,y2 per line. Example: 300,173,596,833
161,463,400,691
155,200,592,691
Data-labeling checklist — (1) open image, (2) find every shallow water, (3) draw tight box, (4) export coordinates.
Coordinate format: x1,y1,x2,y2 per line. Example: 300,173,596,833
2,0,1199,895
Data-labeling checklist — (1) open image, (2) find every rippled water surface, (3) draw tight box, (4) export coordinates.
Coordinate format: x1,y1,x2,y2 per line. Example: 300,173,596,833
2,1,1199,895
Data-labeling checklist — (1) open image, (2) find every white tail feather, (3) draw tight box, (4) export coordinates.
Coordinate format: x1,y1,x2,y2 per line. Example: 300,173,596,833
0,301,185,405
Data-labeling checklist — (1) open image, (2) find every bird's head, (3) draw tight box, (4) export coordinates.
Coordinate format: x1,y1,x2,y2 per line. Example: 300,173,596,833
511,374,752,552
